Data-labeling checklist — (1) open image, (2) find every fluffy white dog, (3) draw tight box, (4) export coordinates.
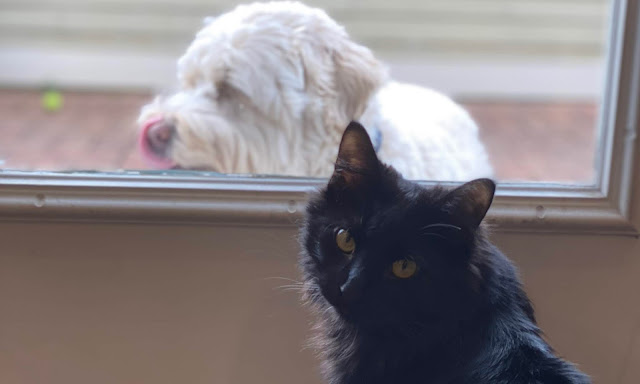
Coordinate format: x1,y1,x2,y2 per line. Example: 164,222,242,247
138,1,493,181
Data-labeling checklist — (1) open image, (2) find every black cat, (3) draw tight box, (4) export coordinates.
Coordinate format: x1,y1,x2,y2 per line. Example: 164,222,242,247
299,122,590,384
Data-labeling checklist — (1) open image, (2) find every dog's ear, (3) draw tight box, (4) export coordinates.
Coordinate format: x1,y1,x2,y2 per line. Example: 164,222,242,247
332,39,387,121
202,16,216,26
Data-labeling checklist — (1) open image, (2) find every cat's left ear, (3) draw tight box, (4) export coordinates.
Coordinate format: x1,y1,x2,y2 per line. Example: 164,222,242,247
442,178,496,229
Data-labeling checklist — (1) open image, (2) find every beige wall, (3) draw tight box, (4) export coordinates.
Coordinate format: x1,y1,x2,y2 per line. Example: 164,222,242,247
1,221,638,384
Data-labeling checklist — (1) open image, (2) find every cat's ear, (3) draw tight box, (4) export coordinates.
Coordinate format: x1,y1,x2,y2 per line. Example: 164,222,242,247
329,121,380,190
442,178,496,229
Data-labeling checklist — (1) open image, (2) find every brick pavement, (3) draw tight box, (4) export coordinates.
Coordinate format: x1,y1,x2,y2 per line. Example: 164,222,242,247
0,89,597,183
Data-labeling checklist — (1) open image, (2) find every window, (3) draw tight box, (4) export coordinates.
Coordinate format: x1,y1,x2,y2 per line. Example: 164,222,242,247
0,0,638,235
2,5,640,382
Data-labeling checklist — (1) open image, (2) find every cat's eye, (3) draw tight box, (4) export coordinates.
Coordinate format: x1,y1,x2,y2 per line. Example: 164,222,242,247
335,229,356,254
391,259,418,279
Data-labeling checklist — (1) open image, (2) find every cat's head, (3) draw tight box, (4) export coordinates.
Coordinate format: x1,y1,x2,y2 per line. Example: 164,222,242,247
300,122,495,334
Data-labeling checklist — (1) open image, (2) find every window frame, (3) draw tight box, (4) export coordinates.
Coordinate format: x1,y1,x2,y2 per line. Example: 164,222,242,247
0,0,638,236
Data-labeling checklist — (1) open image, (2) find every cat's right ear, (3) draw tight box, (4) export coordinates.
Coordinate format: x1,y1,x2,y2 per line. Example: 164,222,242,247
328,122,380,191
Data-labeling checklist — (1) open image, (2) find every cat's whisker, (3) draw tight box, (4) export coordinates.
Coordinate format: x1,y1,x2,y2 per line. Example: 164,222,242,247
273,283,306,292
273,286,304,292
421,223,462,231
263,276,304,284
273,283,304,287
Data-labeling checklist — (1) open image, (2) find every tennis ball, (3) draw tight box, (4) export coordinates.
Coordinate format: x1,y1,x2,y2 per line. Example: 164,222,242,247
42,90,64,112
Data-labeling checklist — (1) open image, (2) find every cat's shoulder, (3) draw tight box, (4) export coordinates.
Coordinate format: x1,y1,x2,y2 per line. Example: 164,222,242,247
465,337,591,384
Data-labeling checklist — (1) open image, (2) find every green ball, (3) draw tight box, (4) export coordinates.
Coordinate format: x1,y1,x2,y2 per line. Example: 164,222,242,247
42,90,64,112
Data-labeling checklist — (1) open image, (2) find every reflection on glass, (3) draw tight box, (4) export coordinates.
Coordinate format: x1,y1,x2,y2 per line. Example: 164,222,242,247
0,0,610,184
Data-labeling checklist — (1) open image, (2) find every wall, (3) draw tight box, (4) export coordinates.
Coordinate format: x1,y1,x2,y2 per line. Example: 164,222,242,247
1,221,638,384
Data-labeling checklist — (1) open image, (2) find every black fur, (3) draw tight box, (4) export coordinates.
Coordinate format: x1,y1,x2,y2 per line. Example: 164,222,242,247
299,122,590,384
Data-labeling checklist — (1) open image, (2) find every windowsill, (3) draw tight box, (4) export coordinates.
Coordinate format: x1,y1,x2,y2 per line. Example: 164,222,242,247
0,0,636,238
0,170,636,236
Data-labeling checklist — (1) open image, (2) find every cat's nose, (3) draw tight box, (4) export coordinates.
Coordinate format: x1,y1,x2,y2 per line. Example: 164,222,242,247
339,268,365,304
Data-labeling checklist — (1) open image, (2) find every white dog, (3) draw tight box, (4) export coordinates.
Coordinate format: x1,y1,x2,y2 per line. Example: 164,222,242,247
138,1,493,181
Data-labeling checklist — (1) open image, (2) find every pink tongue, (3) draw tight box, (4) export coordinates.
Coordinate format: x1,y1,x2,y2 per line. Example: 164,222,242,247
138,117,177,169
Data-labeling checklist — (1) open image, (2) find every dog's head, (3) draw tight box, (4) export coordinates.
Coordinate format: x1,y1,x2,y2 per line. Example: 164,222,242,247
137,1,386,175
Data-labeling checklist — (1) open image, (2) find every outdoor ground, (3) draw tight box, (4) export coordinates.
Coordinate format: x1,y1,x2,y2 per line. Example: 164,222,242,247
0,89,597,183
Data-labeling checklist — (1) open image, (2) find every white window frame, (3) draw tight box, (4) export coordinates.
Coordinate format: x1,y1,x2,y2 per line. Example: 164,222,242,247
0,0,639,236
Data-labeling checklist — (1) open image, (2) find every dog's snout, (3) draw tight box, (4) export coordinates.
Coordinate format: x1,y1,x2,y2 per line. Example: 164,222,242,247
146,120,174,155
138,117,177,169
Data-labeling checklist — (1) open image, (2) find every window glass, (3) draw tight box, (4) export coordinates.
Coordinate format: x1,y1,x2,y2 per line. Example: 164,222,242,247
0,0,611,183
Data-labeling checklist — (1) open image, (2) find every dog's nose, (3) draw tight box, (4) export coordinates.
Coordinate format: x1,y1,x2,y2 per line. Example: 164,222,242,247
138,117,177,168
147,120,174,155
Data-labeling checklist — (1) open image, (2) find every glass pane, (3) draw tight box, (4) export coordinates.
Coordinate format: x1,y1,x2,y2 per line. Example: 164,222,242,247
0,0,611,184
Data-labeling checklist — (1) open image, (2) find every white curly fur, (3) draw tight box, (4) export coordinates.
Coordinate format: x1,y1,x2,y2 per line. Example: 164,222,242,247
138,1,493,181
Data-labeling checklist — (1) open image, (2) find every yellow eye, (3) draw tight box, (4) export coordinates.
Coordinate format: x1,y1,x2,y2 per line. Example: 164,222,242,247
392,259,418,279
335,229,356,254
